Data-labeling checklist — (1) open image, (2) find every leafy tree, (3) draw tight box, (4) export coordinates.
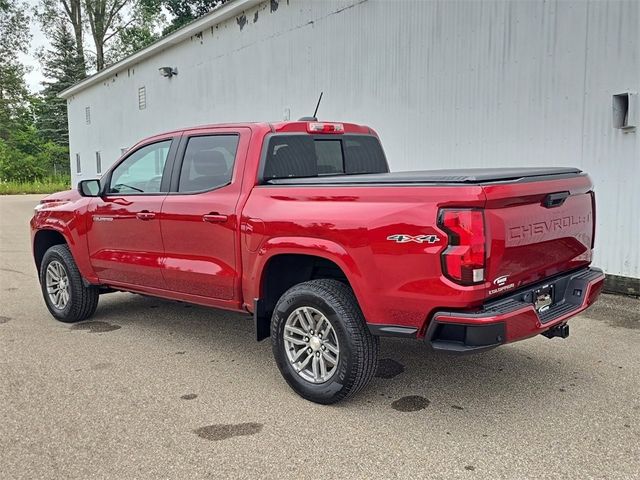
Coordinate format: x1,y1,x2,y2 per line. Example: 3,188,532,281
84,0,137,70
106,0,164,63
0,0,30,57
0,0,32,140
37,0,224,73
0,2,72,183
141,0,227,35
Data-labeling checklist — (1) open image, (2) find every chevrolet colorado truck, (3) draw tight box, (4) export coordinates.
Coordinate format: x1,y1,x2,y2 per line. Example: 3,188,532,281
31,120,605,404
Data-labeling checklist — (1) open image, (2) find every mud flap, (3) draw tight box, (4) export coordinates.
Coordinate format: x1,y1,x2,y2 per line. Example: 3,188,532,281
254,298,270,341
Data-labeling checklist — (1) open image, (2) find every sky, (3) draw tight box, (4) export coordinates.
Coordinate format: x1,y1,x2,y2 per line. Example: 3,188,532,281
18,0,50,92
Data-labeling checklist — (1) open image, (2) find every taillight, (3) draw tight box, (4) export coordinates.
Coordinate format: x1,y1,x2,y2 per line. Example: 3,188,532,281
307,122,344,133
438,209,486,285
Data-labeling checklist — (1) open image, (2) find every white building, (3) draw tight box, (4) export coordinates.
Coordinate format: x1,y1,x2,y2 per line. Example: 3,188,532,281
61,0,639,293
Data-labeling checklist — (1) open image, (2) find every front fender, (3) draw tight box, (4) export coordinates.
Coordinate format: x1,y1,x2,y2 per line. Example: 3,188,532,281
31,203,98,284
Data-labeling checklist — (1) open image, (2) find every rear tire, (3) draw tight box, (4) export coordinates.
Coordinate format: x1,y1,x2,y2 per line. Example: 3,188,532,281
39,244,99,323
271,279,379,404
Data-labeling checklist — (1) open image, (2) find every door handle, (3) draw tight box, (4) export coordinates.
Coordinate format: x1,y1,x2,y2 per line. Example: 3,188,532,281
203,213,228,223
136,211,156,220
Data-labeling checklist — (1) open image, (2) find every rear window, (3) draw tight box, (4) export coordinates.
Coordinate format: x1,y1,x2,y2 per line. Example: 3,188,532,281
262,135,388,180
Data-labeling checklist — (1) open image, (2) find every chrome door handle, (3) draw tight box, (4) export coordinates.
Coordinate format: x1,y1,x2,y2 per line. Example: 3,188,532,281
202,213,228,223
136,211,156,220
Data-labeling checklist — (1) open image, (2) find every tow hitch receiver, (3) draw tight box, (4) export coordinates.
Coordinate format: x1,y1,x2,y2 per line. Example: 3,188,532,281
534,284,554,312
542,323,570,339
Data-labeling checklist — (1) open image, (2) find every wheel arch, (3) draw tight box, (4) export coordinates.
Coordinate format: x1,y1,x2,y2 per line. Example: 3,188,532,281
33,229,68,272
249,237,368,341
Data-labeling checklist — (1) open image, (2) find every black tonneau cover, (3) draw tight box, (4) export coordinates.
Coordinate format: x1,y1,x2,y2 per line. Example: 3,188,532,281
266,167,582,185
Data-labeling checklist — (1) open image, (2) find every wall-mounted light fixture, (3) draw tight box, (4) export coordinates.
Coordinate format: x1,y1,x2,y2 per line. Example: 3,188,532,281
613,91,637,131
159,66,178,78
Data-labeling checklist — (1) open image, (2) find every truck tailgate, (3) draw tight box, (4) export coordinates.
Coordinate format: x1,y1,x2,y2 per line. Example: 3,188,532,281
482,174,594,297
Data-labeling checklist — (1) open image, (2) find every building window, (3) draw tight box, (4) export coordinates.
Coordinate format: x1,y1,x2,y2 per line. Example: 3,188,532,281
96,151,102,174
76,153,81,174
85,106,91,124
138,86,146,110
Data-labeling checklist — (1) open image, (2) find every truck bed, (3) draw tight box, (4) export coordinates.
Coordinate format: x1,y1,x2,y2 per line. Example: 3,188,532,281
267,167,582,185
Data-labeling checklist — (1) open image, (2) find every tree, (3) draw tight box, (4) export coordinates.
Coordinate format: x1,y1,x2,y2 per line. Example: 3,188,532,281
37,0,221,73
0,0,32,140
0,0,31,58
36,20,85,145
141,0,227,35
37,0,87,75
61,0,87,73
106,0,164,63
84,0,134,70
1,1,73,182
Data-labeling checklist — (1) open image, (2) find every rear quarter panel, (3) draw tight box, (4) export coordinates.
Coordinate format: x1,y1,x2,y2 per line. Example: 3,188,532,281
242,184,486,331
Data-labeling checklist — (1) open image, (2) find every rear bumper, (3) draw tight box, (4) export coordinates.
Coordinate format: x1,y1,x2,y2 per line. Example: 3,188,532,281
425,267,605,353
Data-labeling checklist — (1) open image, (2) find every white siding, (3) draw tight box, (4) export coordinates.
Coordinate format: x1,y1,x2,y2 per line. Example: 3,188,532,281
66,0,639,279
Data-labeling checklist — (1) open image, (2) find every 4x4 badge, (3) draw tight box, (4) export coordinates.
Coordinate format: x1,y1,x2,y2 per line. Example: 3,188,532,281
387,234,440,244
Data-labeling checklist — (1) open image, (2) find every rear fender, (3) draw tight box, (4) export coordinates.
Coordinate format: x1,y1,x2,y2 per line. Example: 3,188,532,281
245,236,370,318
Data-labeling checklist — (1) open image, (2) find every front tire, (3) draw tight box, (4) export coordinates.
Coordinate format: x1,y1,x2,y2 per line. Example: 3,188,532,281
271,279,379,404
39,244,99,323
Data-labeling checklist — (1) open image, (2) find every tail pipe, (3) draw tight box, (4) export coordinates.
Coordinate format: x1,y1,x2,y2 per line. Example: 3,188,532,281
542,323,570,339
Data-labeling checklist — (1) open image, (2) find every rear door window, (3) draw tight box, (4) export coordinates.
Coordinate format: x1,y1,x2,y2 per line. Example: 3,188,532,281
178,135,239,193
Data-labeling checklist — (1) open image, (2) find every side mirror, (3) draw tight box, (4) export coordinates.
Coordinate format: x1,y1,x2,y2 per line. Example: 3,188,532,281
78,179,101,197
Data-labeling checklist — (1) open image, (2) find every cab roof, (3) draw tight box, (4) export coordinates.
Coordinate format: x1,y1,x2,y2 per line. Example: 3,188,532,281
146,121,374,140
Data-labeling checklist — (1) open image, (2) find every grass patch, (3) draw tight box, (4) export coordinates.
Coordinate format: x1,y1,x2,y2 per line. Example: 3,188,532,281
0,178,71,195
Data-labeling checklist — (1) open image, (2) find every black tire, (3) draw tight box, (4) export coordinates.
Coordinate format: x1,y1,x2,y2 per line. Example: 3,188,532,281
271,279,379,404
39,244,99,323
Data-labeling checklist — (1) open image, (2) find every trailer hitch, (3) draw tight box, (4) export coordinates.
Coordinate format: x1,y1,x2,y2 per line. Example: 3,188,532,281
542,323,570,339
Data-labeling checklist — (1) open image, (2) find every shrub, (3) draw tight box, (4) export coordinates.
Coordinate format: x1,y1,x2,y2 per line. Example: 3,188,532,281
0,140,47,182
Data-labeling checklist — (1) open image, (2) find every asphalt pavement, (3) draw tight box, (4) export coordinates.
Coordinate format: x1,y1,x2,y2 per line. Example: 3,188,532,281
1,194,638,479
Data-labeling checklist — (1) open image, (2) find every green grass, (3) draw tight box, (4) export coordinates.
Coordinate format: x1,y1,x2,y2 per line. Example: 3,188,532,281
0,178,71,195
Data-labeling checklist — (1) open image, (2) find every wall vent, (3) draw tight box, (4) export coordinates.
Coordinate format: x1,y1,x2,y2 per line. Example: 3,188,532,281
138,86,147,110
96,151,102,174
85,106,91,125
76,153,81,174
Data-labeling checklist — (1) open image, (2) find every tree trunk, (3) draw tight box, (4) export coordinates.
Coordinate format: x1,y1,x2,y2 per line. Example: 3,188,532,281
61,0,86,75
72,21,86,73
95,40,104,71
85,0,131,71
86,0,107,71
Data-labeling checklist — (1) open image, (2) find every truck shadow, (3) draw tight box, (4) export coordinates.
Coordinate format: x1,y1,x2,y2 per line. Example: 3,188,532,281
89,292,587,413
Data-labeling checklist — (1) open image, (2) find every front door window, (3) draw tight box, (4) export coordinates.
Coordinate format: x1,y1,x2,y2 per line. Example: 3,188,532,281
109,140,172,194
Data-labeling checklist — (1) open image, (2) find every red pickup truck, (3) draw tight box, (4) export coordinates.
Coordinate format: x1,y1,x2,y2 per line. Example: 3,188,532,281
31,120,604,404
